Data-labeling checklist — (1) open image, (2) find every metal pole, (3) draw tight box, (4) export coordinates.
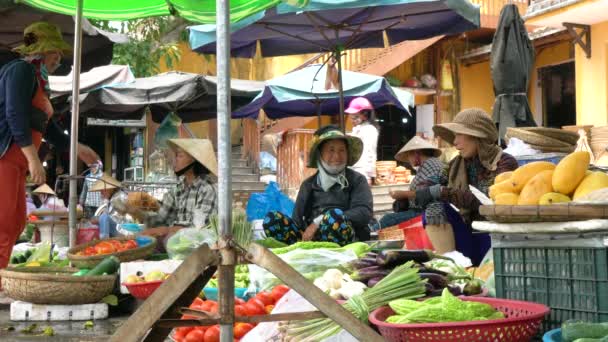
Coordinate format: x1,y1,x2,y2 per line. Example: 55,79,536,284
336,50,345,132
216,0,234,341
68,0,84,248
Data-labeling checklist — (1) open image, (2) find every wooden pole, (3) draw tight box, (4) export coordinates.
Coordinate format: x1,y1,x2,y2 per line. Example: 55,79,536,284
245,243,384,341
110,244,218,342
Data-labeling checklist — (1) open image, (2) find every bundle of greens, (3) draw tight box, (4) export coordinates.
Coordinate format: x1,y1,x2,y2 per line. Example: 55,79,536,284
208,210,252,247
281,261,426,341
385,288,504,324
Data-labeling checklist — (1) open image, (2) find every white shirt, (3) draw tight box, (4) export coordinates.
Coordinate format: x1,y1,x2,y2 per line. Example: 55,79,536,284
349,122,378,179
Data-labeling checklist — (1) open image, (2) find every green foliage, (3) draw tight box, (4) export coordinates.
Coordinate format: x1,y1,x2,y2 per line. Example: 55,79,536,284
90,17,187,77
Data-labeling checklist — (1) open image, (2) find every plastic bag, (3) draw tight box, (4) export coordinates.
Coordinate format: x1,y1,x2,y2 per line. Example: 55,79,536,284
153,112,181,149
503,137,541,157
259,151,277,172
248,248,357,291
246,182,294,221
166,228,217,260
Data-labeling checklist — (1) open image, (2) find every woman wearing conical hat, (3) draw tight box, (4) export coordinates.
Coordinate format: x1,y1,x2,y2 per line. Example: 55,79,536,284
378,136,453,253
90,174,123,239
130,139,218,243
262,125,373,245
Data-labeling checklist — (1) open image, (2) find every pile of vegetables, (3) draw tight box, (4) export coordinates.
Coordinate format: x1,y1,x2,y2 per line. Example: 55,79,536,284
281,261,426,341
562,321,608,342
350,249,482,296
173,285,290,342
76,239,138,256
10,242,68,267
384,288,504,324
313,269,368,300
206,265,250,289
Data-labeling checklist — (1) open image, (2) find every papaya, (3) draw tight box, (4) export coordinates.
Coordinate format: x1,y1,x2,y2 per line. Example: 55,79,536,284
489,180,518,200
553,151,591,195
510,162,556,192
518,170,554,205
494,193,519,205
573,171,608,200
539,192,571,205
494,171,513,185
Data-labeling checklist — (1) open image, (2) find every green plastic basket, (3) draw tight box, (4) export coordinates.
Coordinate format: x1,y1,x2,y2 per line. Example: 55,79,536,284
493,233,608,333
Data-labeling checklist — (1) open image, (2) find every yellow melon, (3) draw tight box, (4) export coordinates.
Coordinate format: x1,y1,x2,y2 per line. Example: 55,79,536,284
552,151,591,195
539,192,571,205
494,193,519,205
489,180,518,200
494,171,513,185
573,171,608,200
518,170,554,205
510,162,556,192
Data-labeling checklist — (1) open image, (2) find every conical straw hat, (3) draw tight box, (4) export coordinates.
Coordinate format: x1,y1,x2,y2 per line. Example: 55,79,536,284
167,139,218,176
395,136,441,162
90,174,122,192
33,184,55,196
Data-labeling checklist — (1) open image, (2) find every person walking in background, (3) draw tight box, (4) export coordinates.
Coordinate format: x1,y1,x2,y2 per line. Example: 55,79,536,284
345,97,379,185
80,161,104,218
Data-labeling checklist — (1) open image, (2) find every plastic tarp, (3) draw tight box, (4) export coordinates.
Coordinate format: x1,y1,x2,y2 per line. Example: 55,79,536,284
0,1,127,74
233,64,414,119
189,0,480,57
49,65,135,98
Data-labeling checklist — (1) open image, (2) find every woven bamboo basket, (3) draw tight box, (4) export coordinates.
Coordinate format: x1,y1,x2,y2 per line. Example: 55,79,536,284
506,128,573,148
0,267,116,305
479,204,608,223
526,143,576,153
68,236,157,269
519,127,580,145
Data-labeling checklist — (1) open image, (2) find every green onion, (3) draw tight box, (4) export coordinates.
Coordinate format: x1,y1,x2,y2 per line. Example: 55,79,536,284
208,210,252,246
284,261,426,341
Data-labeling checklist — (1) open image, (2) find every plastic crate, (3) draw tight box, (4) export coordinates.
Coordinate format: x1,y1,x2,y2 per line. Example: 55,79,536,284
515,153,567,166
493,233,608,332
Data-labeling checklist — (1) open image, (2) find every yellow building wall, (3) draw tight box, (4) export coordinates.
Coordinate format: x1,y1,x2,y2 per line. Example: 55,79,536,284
576,20,608,126
458,60,494,114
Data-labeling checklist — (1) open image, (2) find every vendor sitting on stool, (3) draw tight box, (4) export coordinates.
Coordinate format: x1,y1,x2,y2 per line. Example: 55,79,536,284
132,139,218,246
32,184,57,208
90,174,122,239
263,125,373,246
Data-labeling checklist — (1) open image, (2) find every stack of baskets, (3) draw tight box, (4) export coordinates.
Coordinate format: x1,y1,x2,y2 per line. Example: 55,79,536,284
505,127,578,153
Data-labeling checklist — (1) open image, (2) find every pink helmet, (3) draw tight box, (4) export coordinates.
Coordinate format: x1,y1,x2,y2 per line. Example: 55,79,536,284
345,97,373,114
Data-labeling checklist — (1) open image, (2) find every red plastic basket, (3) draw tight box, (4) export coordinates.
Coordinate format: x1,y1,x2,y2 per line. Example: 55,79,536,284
122,280,164,299
369,297,550,342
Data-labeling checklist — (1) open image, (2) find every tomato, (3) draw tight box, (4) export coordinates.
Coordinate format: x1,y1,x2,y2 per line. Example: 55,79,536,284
207,301,219,314
244,302,265,316
233,323,254,339
176,326,194,337
181,314,198,320
271,285,289,302
185,329,205,342
83,246,96,256
95,241,115,255
234,305,247,317
203,325,220,342
194,326,207,333
192,297,205,308
255,292,274,306
108,240,122,249
173,329,187,342
200,301,213,312
265,305,274,314
123,240,138,250
234,297,246,306
248,298,265,311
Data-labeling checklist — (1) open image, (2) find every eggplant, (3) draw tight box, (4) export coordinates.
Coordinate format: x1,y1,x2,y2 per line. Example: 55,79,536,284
367,276,384,288
424,282,435,294
428,289,444,297
416,267,449,276
364,252,378,259
447,284,463,296
348,257,377,270
419,273,449,289
376,250,454,267
351,266,391,282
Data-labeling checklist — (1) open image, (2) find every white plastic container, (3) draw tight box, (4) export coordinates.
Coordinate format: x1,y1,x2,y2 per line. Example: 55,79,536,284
36,221,69,247
10,301,108,321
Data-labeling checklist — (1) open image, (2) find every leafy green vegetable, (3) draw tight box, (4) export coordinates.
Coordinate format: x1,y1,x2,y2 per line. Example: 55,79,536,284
84,321,94,330
389,299,426,315
101,295,118,306
562,321,608,342
42,327,54,336
271,241,340,254
385,315,410,324
255,237,288,249
20,324,38,334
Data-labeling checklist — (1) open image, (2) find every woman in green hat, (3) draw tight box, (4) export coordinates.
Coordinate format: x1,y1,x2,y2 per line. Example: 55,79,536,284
0,22,98,270
262,125,373,245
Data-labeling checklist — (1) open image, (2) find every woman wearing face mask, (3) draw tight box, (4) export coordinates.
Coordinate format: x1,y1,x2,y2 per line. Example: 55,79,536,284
262,125,373,245
345,97,379,185
397,108,518,263
377,136,453,253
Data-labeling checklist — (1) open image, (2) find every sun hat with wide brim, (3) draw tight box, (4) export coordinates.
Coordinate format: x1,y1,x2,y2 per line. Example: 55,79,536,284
167,139,218,176
13,22,72,56
33,184,55,196
307,127,363,168
394,136,441,162
432,108,498,145
90,174,122,192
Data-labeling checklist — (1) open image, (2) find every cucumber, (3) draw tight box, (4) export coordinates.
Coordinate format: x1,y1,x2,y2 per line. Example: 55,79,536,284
16,254,27,264
24,249,33,259
563,321,608,342
86,256,120,276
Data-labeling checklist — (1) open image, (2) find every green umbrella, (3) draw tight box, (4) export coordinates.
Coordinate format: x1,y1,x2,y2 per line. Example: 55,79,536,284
20,0,308,22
